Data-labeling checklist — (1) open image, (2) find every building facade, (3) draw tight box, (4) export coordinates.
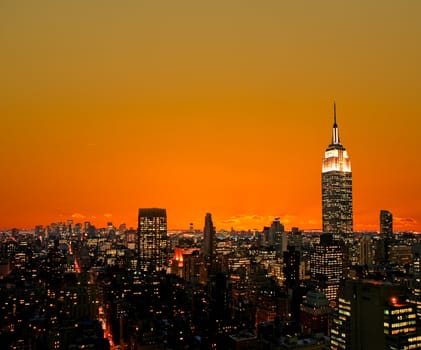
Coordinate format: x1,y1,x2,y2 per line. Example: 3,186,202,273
310,233,343,303
137,208,168,273
330,279,421,350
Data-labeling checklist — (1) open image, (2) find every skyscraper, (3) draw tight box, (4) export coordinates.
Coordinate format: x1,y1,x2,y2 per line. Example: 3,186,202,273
379,209,393,263
269,218,287,254
137,208,168,273
380,210,393,239
322,103,353,235
330,279,421,350
310,233,343,303
283,246,300,288
202,213,216,258
358,235,373,266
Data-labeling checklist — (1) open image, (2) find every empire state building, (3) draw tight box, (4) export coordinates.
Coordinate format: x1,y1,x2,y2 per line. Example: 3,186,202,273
322,103,353,235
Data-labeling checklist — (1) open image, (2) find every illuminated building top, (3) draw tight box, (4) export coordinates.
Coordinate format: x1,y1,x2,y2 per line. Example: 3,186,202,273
322,102,351,173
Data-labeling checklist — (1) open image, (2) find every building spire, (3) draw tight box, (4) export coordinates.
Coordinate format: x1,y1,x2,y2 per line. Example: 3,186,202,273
332,101,340,145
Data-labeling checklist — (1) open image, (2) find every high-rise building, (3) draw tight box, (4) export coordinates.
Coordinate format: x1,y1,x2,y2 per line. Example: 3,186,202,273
137,208,168,273
202,213,216,258
267,218,284,246
359,235,373,266
300,291,331,335
330,279,421,350
380,210,393,239
310,233,343,303
322,103,353,235
378,210,393,263
271,218,288,255
408,248,421,322
284,246,301,288
289,227,303,252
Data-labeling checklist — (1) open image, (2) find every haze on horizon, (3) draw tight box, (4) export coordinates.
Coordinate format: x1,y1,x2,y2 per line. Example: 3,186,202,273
1,1,421,232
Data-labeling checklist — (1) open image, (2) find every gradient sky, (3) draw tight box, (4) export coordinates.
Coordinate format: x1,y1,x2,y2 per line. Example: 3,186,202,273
1,1,421,232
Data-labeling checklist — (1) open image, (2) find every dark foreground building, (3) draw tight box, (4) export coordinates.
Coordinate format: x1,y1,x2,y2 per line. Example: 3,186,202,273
331,279,421,349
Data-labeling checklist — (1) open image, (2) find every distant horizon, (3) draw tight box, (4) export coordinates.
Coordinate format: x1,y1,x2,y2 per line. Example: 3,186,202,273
1,220,419,235
0,204,419,233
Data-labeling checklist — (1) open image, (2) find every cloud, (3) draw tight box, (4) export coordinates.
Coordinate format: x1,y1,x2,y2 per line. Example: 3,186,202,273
394,216,418,230
395,216,417,224
219,217,241,225
71,213,86,219
104,213,113,218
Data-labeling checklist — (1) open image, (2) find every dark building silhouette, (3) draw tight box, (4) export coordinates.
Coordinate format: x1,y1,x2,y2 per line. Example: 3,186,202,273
137,208,168,273
331,279,421,350
322,103,353,236
284,246,300,288
202,213,216,258
289,227,303,252
378,210,393,263
270,218,287,255
300,291,331,335
209,272,232,334
380,210,393,239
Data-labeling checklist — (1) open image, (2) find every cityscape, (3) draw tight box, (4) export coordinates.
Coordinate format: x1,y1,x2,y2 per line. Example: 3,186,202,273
1,109,420,349
2,1,421,350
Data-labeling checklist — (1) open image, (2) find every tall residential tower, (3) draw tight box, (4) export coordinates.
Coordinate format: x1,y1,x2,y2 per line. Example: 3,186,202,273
322,103,353,235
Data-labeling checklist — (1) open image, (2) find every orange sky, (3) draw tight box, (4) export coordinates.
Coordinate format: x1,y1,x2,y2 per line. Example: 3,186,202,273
1,1,421,232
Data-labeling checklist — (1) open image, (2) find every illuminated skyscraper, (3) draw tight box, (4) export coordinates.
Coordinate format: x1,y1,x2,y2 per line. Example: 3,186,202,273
137,208,168,273
322,103,353,235
310,233,343,303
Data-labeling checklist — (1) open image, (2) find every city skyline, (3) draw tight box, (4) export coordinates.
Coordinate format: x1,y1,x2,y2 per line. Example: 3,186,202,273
1,1,421,232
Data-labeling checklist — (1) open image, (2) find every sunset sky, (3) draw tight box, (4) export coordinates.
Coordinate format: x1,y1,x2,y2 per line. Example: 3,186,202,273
1,1,421,232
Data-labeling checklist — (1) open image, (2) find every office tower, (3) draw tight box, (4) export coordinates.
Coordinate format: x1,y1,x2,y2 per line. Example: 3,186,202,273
267,218,285,247
137,208,168,273
202,213,216,258
378,210,393,263
330,279,421,350
271,218,288,255
261,226,270,247
310,233,343,303
283,246,300,288
209,272,232,334
67,219,73,235
289,227,303,252
408,244,421,322
380,210,393,239
359,235,373,266
300,291,331,335
322,103,353,235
